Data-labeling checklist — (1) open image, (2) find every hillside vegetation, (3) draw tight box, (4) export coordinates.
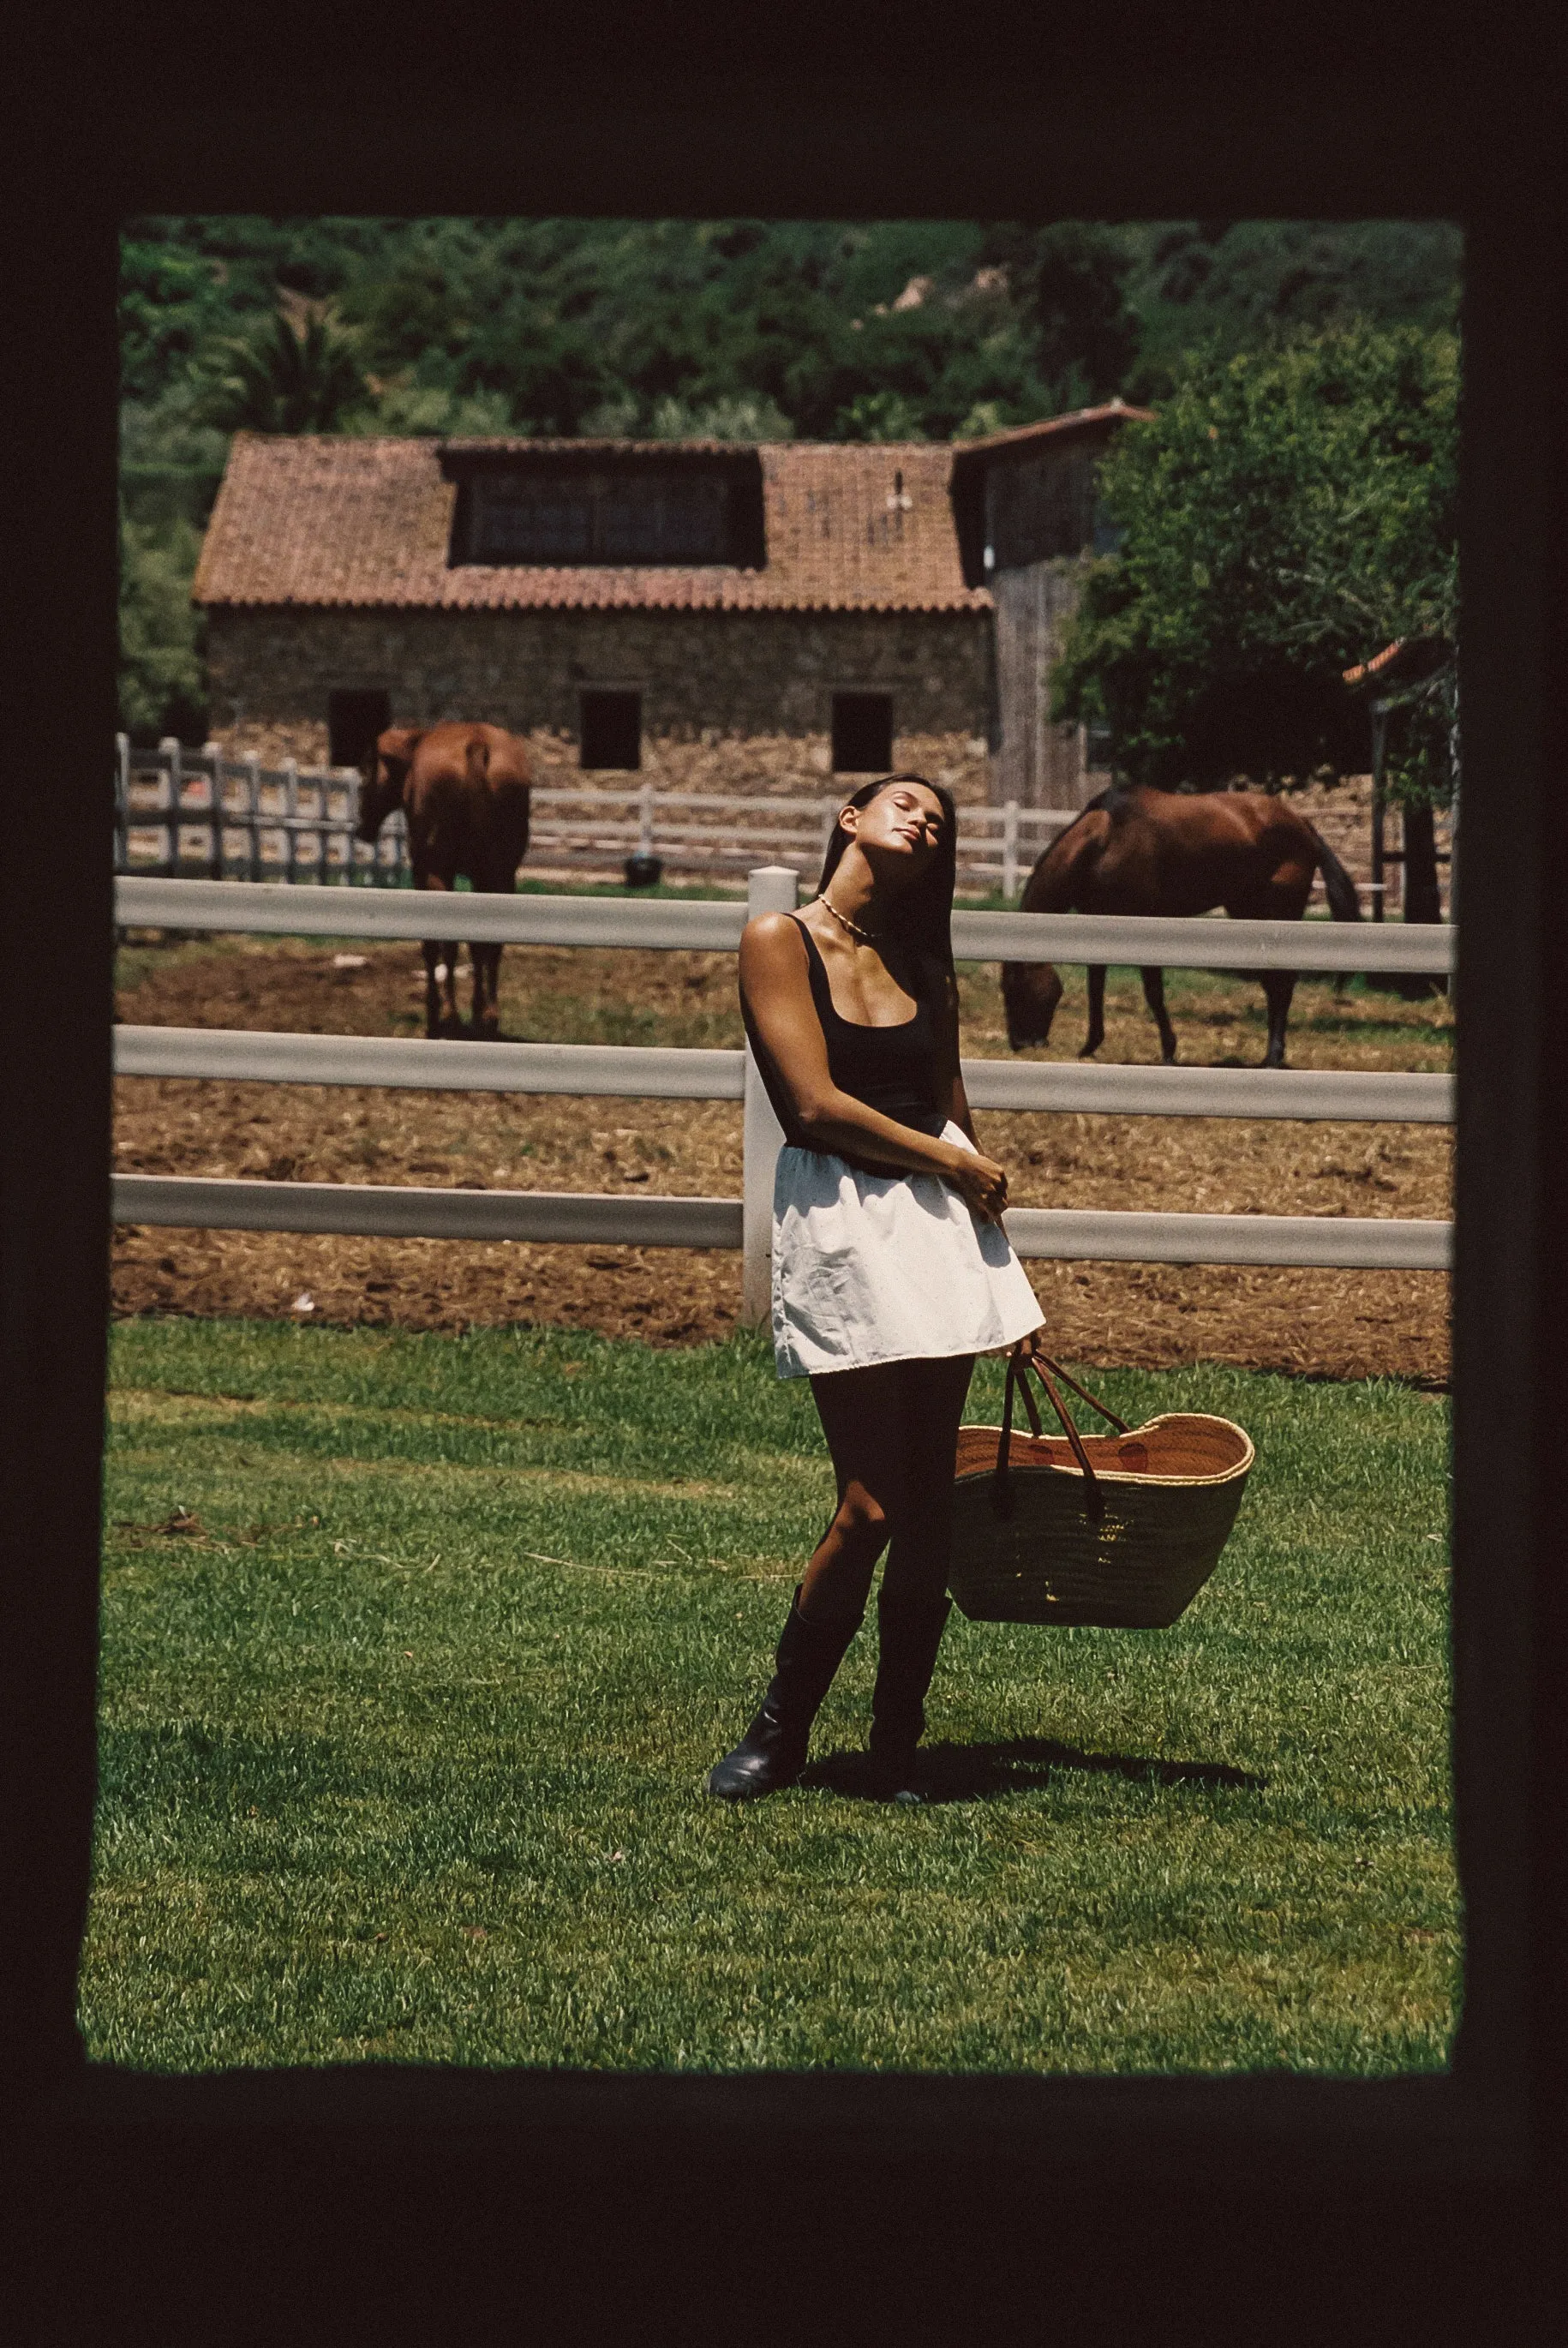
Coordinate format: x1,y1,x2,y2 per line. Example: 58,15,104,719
120,216,1461,741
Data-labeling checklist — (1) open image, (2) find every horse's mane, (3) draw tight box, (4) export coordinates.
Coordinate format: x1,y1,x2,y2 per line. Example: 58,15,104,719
1045,778,1128,858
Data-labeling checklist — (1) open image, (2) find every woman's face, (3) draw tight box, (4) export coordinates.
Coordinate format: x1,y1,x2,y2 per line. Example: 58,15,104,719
841,781,947,872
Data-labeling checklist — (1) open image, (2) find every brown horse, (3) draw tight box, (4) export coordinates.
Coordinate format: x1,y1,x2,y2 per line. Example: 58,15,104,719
1002,782,1362,1068
356,723,532,1038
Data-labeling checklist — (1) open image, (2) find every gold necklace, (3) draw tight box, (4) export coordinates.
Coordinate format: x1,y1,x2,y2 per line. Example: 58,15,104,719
816,891,886,947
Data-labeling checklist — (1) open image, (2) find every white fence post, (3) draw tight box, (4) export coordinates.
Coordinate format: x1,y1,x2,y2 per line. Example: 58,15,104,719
741,865,800,1327
637,777,655,860
1002,800,1020,902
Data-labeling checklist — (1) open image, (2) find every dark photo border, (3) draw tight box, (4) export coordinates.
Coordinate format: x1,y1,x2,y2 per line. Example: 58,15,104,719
8,27,1565,2336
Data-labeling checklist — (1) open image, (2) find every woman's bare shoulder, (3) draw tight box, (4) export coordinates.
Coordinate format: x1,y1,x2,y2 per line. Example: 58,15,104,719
740,910,809,958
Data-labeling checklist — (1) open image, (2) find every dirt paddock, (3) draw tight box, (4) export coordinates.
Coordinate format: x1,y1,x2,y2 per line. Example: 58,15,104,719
113,931,1453,1385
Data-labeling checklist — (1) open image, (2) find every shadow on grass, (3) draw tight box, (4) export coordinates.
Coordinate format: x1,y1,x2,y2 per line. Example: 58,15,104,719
799,1735,1266,1805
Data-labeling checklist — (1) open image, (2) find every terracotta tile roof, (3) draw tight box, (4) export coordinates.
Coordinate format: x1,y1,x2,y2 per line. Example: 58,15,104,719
193,434,994,614
1343,639,1407,685
948,398,1154,467
1343,637,1452,687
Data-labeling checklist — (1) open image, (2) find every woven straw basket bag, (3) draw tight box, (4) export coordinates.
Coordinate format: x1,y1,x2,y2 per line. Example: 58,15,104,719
949,1353,1254,1629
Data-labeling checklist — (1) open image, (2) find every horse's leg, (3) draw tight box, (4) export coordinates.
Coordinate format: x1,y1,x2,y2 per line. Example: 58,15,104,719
1140,967,1177,1063
421,938,446,1039
1261,970,1297,1068
471,943,501,1037
1224,875,1312,1072
1080,966,1106,1057
428,940,459,1034
416,872,460,1037
469,857,512,1037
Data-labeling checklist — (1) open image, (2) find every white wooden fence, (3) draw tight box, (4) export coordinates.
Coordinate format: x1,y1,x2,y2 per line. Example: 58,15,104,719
113,869,1456,1324
115,738,1075,897
115,738,401,884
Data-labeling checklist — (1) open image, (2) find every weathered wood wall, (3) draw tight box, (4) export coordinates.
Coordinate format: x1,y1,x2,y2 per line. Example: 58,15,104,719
990,558,1107,809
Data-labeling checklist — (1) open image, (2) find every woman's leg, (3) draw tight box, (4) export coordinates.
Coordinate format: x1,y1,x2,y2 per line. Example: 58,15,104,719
797,1362,914,1623
870,1353,976,1794
705,1363,917,1800
705,1355,973,1800
878,1353,975,1611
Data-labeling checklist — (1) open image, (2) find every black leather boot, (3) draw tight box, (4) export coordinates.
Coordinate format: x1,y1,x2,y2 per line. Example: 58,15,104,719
705,1587,863,1800
867,1591,952,1801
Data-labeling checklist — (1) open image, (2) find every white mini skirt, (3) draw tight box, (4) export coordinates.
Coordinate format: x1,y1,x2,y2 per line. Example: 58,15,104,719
770,1120,1045,1381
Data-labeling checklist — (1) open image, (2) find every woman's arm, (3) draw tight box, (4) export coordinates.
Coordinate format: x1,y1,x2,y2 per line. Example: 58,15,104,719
739,917,1006,1219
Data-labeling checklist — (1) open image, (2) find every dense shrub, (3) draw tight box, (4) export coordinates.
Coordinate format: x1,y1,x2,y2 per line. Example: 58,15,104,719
1050,325,1458,795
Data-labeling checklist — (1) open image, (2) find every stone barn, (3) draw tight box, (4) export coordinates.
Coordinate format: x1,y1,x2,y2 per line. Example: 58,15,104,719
193,403,1145,810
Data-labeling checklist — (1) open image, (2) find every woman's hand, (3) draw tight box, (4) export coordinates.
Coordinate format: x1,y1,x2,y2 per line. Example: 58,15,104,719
943,1144,1009,1226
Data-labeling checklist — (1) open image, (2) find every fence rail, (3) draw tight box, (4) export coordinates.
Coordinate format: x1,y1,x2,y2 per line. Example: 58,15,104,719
112,866,1455,1308
111,1174,742,1250
115,876,1456,973
115,737,1075,894
114,1025,1454,1124
110,1175,1451,1273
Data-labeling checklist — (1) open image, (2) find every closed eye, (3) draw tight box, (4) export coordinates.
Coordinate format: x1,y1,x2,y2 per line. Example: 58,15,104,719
893,798,944,836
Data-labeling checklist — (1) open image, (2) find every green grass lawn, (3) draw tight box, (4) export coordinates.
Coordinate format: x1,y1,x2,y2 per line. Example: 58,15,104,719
86,1316,1457,2075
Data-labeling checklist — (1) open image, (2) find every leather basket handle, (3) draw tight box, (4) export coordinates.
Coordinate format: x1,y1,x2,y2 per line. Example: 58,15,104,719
993,1354,1106,1524
1026,1357,1105,1523
1032,1353,1130,1436
990,1357,1041,1518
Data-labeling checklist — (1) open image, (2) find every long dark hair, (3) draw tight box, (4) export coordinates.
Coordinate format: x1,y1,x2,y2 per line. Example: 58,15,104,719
815,774,958,967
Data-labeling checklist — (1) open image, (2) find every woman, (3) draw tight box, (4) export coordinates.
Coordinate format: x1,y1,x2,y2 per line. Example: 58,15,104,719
706,774,1044,1804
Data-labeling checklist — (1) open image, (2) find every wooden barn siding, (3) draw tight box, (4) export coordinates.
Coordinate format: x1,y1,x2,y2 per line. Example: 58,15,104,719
990,558,1106,810
977,439,1113,812
982,443,1101,571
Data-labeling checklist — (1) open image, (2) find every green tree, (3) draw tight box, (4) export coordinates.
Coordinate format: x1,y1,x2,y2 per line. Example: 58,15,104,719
1123,221,1463,400
119,243,230,404
1050,324,1458,794
119,514,207,743
196,307,370,434
122,215,1462,437
977,221,1140,407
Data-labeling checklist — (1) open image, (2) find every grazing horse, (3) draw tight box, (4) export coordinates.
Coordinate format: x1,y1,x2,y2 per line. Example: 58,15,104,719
356,723,531,1037
1002,782,1362,1069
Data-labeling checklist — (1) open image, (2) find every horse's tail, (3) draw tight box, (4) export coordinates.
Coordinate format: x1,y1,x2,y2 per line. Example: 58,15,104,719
465,730,491,790
1308,824,1362,923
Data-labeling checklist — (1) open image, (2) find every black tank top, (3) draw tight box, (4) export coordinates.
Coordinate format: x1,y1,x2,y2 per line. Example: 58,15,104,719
741,913,947,1167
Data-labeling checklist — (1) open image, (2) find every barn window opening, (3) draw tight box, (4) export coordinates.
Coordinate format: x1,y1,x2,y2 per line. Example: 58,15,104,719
328,688,392,770
580,690,643,770
831,692,895,774
447,452,767,569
